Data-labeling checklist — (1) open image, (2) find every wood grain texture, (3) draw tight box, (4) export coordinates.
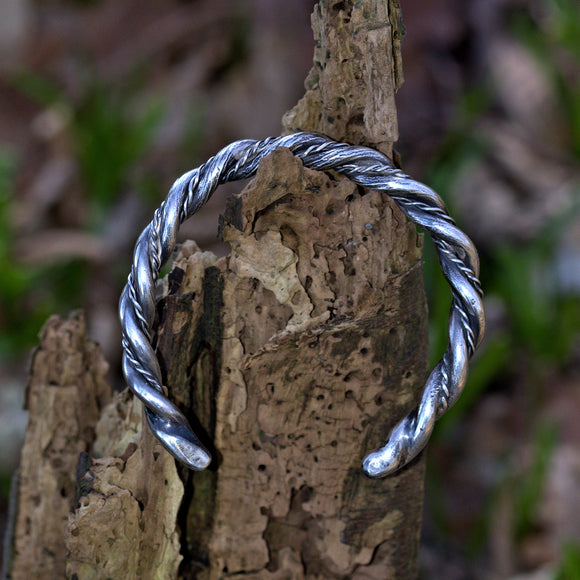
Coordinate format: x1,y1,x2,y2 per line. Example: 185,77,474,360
7,312,111,579
64,392,184,580
6,316,185,580
156,140,427,578
152,1,428,577
283,0,405,154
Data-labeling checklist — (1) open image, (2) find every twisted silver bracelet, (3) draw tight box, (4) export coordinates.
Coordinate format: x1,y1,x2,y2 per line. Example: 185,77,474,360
119,131,485,478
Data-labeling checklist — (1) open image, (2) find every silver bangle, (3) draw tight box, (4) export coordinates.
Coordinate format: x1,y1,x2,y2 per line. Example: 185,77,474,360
119,131,485,478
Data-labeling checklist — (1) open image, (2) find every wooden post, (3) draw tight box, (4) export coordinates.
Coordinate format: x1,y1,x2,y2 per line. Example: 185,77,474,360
3,312,112,579
156,0,427,577
5,1,428,578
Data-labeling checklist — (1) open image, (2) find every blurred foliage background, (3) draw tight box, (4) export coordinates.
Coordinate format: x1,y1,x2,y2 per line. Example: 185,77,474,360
0,0,579,578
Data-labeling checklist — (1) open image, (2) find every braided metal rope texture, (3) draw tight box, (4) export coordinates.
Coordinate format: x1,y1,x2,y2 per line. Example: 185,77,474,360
119,131,485,478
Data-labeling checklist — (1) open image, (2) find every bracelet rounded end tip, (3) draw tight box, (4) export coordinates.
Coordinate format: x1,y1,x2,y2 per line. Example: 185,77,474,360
362,448,397,478
161,433,212,471
146,410,212,471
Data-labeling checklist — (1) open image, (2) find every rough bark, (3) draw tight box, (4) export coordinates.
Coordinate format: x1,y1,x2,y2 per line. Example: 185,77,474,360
5,1,428,579
4,312,111,579
64,391,184,580
283,0,404,154
153,0,427,577
157,151,427,579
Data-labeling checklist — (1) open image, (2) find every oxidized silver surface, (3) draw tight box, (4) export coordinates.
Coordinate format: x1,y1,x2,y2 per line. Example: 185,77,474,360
119,131,485,478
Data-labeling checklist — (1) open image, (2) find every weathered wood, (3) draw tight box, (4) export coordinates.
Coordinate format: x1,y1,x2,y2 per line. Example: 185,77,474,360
153,1,428,577
5,314,186,580
64,391,184,579
283,0,405,153
5,312,111,579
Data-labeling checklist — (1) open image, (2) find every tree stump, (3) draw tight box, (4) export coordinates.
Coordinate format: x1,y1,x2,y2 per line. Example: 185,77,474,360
3,312,111,579
4,1,428,578
154,0,427,577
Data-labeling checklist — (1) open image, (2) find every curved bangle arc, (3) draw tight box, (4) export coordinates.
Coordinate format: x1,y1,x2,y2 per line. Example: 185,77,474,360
119,131,485,478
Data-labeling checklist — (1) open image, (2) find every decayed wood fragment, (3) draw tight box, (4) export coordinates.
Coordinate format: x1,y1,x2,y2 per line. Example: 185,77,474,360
64,392,184,580
156,144,426,578
7,312,111,579
6,313,185,580
151,0,428,577
283,0,405,154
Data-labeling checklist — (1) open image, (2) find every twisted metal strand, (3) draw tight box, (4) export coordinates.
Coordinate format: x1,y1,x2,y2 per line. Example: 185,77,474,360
119,131,485,477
